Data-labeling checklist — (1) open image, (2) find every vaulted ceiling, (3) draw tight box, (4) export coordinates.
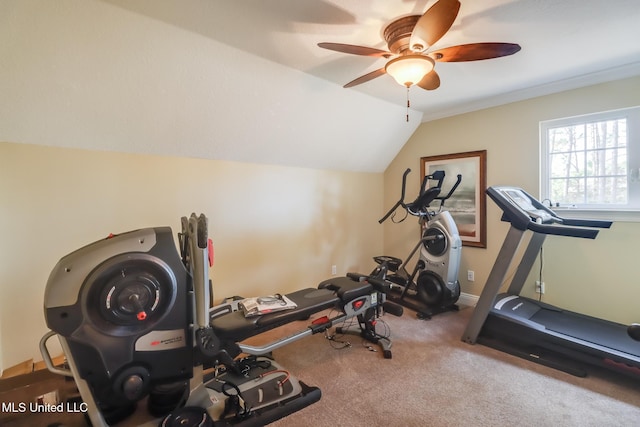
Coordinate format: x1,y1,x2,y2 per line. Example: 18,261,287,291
2,0,640,172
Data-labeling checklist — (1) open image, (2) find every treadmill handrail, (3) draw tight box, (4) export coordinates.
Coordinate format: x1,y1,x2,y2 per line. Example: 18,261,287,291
559,217,613,228
527,221,599,239
488,186,612,239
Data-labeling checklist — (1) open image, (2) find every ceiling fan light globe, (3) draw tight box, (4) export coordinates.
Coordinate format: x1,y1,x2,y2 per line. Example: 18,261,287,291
385,55,435,87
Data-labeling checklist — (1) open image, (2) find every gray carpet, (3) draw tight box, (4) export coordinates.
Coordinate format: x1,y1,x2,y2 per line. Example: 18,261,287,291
266,305,640,426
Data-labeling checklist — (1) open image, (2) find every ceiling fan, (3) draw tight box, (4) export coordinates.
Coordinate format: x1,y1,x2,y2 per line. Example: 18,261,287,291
317,0,521,91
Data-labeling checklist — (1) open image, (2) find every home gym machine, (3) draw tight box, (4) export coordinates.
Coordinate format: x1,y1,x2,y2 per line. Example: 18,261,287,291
351,168,462,319
40,213,402,426
462,186,640,379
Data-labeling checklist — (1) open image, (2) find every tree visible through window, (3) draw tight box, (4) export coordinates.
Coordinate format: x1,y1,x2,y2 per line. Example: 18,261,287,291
548,119,627,205
541,106,640,212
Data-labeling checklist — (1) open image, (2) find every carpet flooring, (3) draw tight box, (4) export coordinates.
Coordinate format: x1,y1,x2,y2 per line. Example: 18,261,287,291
267,305,640,427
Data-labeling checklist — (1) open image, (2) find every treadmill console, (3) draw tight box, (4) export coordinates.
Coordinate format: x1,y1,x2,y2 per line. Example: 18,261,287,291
486,186,612,238
499,188,556,224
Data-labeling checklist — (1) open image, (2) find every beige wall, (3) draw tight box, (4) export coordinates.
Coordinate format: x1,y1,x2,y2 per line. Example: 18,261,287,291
384,75,640,326
0,142,382,372
3,78,639,374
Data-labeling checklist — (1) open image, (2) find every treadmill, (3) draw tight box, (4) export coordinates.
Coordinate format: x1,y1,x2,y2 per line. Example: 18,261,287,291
462,186,640,378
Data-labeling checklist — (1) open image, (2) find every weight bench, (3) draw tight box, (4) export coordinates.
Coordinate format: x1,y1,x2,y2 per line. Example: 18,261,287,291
210,276,396,357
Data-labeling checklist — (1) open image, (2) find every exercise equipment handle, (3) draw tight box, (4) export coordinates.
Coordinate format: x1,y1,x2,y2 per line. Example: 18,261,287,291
186,213,212,329
527,221,601,238
366,277,392,293
527,211,611,238
559,217,613,228
39,331,73,377
437,174,462,203
378,168,411,224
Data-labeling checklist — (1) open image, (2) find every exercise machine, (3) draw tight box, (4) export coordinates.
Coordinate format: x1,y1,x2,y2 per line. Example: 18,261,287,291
462,186,640,378
40,213,402,426
365,168,462,319
351,168,462,319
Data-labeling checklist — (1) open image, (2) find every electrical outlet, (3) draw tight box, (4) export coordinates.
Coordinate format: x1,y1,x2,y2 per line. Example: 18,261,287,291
467,270,475,282
331,265,337,275
535,280,545,294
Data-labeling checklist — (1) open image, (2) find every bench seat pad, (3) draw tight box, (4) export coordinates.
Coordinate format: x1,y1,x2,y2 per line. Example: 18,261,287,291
210,288,340,341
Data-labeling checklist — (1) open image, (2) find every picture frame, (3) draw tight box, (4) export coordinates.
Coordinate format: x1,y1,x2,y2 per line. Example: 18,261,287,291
420,150,487,248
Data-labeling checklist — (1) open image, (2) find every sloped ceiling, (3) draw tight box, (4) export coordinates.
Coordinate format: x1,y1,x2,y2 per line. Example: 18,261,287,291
2,0,640,172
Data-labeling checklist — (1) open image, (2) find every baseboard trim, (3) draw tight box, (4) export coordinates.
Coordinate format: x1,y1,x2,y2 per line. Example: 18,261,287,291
458,292,479,307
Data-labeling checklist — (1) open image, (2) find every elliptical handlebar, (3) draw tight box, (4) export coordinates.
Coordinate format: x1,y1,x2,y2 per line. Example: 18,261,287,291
437,174,462,205
378,168,462,224
378,168,412,224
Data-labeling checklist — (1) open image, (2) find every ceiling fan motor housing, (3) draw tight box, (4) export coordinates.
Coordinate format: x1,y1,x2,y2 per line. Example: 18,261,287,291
384,15,421,54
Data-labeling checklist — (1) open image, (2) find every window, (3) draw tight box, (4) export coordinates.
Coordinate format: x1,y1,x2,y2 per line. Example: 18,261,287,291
540,106,640,219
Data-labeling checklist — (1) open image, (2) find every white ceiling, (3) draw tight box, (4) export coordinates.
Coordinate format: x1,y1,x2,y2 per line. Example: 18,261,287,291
2,0,640,173
104,0,640,119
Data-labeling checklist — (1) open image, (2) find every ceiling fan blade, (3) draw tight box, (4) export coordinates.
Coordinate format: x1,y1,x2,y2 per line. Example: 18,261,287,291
410,0,461,52
343,68,386,88
416,70,440,91
318,42,392,57
428,43,521,62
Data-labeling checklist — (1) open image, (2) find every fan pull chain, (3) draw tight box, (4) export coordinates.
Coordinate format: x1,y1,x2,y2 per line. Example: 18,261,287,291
406,86,410,122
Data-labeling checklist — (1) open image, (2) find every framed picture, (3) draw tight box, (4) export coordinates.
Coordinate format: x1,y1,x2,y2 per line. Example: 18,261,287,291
420,150,487,248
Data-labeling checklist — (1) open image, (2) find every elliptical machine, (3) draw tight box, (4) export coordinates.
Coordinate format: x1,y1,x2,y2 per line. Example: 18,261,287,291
352,168,462,319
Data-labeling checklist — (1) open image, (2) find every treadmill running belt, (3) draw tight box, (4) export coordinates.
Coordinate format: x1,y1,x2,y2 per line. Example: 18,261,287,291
532,308,640,356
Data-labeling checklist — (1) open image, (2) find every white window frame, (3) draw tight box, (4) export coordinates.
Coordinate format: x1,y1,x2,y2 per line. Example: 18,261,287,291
540,106,640,222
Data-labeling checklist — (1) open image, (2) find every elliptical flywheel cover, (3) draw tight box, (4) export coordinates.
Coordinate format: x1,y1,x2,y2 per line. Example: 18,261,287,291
423,227,447,256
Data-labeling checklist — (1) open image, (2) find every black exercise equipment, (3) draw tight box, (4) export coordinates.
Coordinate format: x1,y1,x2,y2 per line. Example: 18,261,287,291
351,168,462,319
40,213,402,426
462,186,640,378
